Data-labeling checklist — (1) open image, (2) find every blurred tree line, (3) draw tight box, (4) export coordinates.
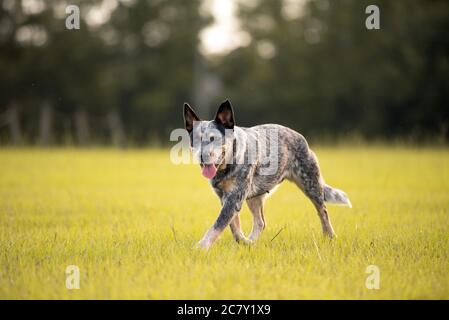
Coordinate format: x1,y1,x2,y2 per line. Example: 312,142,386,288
0,0,448,146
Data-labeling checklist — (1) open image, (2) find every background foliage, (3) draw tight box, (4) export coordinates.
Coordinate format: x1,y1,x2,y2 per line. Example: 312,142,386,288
0,0,448,145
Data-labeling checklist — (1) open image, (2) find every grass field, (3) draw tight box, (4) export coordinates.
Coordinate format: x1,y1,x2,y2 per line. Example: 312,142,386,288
0,147,448,299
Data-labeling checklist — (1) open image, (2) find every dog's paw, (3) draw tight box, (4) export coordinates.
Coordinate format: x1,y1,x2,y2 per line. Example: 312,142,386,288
195,239,212,250
237,237,253,246
322,230,337,240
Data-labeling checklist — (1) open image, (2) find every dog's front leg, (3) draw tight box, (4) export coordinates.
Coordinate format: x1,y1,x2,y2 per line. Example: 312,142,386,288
197,192,246,250
230,214,252,245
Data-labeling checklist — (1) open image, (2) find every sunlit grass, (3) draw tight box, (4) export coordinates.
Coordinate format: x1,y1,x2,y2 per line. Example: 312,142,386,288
0,147,448,299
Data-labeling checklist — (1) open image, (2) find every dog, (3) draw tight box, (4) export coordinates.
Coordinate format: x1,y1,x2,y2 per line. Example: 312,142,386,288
183,99,352,249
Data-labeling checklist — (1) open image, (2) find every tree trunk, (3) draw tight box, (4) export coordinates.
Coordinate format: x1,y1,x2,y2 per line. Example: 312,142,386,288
39,101,53,146
74,109,90,146
8,103,22,146
107,110,126,148
193,52,222,117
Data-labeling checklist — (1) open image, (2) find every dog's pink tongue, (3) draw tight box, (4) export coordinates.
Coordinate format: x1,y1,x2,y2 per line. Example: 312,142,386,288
201,164,217,179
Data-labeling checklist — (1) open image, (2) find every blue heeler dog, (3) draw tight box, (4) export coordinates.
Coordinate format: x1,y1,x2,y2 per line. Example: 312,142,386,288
183,100,352,250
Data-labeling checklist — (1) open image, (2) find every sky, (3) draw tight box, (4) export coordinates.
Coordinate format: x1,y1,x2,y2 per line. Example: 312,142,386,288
199,0,307,56
199,0,249,56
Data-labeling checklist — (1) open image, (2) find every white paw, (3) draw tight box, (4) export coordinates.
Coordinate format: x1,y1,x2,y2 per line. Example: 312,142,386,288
195,239,212,250
248,234,259,243
239,237,253,245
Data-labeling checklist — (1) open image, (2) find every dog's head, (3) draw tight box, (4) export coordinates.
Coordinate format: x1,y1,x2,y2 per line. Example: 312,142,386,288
183,100,235,179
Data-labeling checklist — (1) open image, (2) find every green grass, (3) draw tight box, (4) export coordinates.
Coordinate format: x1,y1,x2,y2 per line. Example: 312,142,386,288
0,147,448,299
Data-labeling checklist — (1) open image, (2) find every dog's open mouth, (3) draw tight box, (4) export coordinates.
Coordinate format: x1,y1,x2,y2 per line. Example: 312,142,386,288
200,163,217,179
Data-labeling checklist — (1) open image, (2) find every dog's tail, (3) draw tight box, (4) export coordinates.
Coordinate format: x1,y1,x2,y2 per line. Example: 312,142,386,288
323,184,352,208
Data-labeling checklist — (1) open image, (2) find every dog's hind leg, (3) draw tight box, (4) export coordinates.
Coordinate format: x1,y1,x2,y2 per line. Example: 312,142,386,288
247,194,267,242
291,151,336,239
229,214,251,244
311,200,335,239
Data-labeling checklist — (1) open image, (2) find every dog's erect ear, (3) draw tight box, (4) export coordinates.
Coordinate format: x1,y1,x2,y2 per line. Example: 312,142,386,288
214,99,235,129
183,103,200,133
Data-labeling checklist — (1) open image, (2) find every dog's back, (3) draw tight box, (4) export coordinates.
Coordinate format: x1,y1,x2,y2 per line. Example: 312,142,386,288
245,123,351,206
